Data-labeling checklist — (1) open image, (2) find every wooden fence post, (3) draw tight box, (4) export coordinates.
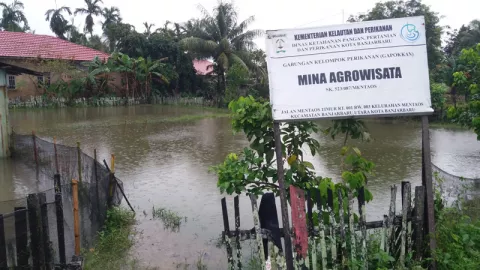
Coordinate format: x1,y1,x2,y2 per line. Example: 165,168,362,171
39,193,52,269
53,136,59,174
327,188,338,270
400,182,411,267
28,193,43,269
357,187,368,270
14,207,29,268
413,186,425,260
387,185,397,254
290,186,308,268
315,189,327,270
77,142,82,182
72,179,81,256
108,154,115,207
221,198,234,270
54,174,61,193
347,191,356,268
337,189,346,266
306,190,316,270
234,196,242,270
0,214,6,269
94,149,100,215
55,193,66,266
32,131,38,168
249,195,266,269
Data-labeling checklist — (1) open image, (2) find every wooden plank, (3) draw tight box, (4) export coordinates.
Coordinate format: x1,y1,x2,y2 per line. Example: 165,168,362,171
327,188,338,270
387,185,397,255
314,189,327,270
72,179,81,256
337,189,346,266
381,215,388,252
357,187,368,270
421,115,437,270
273,122,294,270
54,174,61,193
94,149,100,215
15,207,29,268
32,131,38,167
290,186,308,266
28,193,43,269
307,191,316,270
0,214,6,269
234,196,242,270
77,142,82,182
55,193,66,265
250,195,266,269
414,186,425,260
39,193,53,270
400,182,411,267
348,191,356,268
53,136,59,174
220,198,234,269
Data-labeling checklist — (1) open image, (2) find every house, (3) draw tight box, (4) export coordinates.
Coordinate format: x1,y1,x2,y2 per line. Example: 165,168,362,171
0,31,110,100
193,59,214,76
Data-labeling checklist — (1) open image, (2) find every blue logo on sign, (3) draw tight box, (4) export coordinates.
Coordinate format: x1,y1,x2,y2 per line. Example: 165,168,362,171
400,24,420,42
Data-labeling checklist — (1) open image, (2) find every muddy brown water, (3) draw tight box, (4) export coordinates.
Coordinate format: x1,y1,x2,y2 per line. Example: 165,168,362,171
1,106,479,269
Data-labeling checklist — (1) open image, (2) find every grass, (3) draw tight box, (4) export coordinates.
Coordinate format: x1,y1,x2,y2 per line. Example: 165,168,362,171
83,207,136,270
152,206,186,232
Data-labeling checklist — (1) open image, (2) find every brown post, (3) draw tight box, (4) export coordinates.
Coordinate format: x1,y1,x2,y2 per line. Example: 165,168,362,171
94,149,100,214
421,115,437,269
273,121,294,270
0,214,7,269
414,186,425,260
108,154,116,207
77,142,82,182
290,186,308,265
72,179,81,256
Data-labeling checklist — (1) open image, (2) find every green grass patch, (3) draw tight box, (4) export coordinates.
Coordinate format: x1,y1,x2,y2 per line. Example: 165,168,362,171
152,206,186,232
83,207,136,270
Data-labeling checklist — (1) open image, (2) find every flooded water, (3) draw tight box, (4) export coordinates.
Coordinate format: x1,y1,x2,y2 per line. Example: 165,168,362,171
1,106,479,269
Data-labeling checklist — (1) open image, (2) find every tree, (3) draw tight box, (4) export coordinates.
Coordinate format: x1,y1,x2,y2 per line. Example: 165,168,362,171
348,0,443,70
101,6,121,29
75,0,103,36
445,20,480,57
143,22,155,37
45,6,72,40
448,44,480,139
0,0,28,32
181,2,263,105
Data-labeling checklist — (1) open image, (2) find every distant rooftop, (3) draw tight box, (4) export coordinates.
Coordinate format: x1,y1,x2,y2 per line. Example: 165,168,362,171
0,31,110,61
193,59,214,75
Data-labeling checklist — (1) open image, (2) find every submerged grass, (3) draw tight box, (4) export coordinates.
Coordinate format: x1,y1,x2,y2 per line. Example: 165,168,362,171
152,206,186,232
83,207,136,270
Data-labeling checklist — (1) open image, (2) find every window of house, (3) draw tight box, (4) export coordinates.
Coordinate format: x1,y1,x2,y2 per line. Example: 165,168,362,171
37,76,44,86
7,75,16,89
46,76,51,87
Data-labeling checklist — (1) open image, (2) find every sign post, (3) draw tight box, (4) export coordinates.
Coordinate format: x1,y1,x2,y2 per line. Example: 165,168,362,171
265,16,436,269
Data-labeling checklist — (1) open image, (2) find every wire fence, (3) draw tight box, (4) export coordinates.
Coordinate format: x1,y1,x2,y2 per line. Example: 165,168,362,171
0,132,124,268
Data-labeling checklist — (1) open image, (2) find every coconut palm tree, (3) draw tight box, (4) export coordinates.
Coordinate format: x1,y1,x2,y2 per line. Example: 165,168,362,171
101,6,121,29
75,0,103,36
0,0,28,32
45,6,72,40
180,2,263,103
143,22,155,37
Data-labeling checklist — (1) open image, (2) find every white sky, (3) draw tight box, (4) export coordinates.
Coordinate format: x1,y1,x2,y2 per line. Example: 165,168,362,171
18,0,480,49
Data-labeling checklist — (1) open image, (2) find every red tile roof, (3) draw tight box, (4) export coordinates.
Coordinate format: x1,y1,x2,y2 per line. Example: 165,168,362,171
193,59,214,75
0,31,110,61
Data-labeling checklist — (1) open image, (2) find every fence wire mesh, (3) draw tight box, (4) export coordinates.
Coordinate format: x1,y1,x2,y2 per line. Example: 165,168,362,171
1,132,124,268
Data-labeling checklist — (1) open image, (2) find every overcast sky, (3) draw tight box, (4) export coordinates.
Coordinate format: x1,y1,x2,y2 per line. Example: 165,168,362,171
19,0,480,48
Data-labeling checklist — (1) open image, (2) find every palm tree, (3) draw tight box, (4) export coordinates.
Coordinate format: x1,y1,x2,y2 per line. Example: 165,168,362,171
460,20,480,49
45,6,72,40
143,22,155,37
75,0,103,36
0,0,28,32
101,6,121,29
181,2,263,104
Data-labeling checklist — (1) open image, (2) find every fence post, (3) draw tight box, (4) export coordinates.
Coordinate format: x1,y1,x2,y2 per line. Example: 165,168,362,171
221,198,234,269
315,189,327,270
72,179,81,256
347,191,356,268
400,182,412,267
55,193,66,266
53,136,59,174
77,142,82,182
14,207,29,268
234,196,242,270
0,214,6,269
387,185,397,254
108,154,115,207
290,186,308,268
94,149,100,215
306,190,317,270
28,193,43,269
249,194,266,268
32,131,39,168
54,174,61,193
337,189,346,266
39,193,52,269
413,186,425,260
327,188,338,270
357,187,368,270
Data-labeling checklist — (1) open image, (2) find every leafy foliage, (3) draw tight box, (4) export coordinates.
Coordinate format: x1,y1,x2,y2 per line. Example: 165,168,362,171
0,0,28,32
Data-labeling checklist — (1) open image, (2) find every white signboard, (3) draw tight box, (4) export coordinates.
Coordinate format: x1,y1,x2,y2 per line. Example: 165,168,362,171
265,16,433,121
